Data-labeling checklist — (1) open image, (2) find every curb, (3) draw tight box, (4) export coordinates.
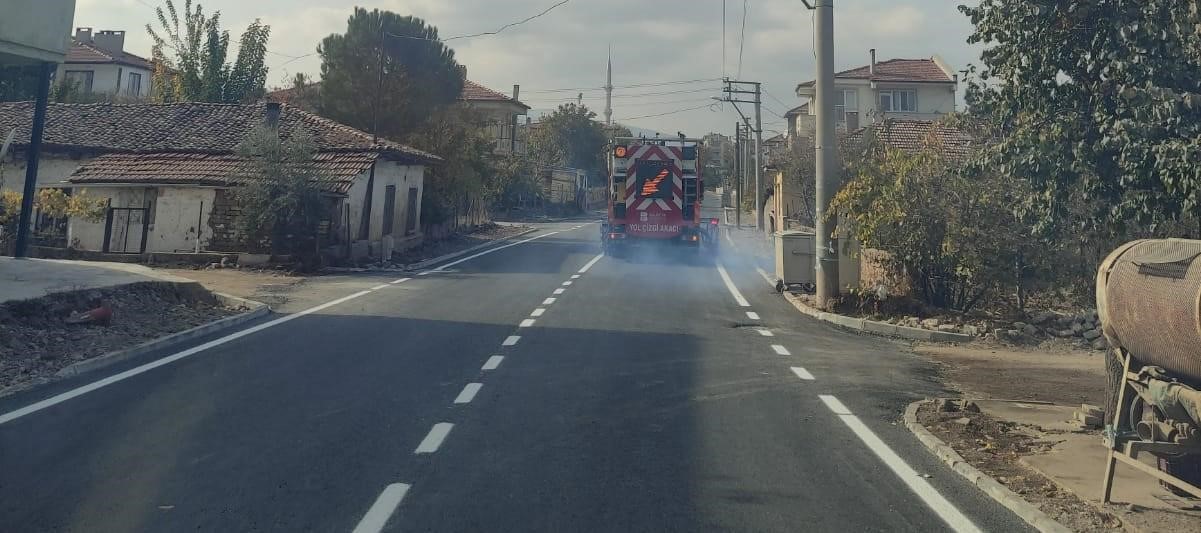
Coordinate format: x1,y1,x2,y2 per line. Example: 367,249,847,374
55,294,270,379
406,227,538,271
781,289,974,343
903,400,1073,533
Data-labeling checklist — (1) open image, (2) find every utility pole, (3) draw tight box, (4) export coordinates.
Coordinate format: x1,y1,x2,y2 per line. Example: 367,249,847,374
720,79,765,233
807,0,839,307
13,62,52,259
733,122,742,229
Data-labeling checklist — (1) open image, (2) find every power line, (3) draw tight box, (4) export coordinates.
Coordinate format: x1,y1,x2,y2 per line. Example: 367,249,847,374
522,77,722,94
616,103,719,121
521,87,720,103
445,0,572,41
721,0,726,77
525,96,717,108
737,0,747,78
762,89,793,111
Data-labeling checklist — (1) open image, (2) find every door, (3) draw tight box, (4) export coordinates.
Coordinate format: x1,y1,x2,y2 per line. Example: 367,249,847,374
382,185,397,236
103,207,149,253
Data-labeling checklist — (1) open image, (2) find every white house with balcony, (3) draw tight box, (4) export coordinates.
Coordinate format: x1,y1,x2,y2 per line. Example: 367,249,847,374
55,27,153,98
792,51,958,140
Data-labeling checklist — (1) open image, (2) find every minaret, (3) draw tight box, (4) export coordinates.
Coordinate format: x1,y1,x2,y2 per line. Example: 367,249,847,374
604,46,613,126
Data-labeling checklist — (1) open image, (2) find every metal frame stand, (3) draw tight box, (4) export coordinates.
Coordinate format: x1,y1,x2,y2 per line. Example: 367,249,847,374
1101,348,1201,502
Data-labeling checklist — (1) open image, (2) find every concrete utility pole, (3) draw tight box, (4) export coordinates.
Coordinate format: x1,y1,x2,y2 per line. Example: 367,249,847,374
734,122,742,229
810,0,840,307
720,79,765,233
752,81,763,233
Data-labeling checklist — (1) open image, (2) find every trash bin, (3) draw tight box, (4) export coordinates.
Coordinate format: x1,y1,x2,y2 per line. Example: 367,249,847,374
775,230,815,287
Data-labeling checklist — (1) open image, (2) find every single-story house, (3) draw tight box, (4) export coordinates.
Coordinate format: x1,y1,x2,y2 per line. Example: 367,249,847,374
0,101,439,258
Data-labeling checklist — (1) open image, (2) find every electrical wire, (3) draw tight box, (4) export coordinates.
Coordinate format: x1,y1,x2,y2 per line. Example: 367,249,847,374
737,0,747,78
721,0,726,78
616,103,719,121
521,78,722,94
384,0,573,42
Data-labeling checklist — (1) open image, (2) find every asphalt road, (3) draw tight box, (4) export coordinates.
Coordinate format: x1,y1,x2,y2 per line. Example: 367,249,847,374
0,211,1032,532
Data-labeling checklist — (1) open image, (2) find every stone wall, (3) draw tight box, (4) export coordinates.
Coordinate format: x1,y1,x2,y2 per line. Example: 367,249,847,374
859,248,911,297
206,188,242,252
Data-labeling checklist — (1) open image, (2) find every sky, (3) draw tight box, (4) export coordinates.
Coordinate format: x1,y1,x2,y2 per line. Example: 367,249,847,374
73,0,982,138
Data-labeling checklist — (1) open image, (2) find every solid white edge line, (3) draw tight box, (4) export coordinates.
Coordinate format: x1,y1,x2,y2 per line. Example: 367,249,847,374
417,271,432,276
716,263,751,307
519,319,536,328
502,335,521,346
542,297,556,305
790,367,815,380
482,355,504,370
390,277,411,284
430,231,560,273
370,283,390,290
818,394,852,415
414,422,453,453
755,267,774,286
553,288,566,295
835,412,983,533
0,289,374,426
746,311,760,320
757,329,774,337
562,281,573,286
578,253,604,273
454,383,483,404
771,344,791,356
351,483,411,533
531,308,546,317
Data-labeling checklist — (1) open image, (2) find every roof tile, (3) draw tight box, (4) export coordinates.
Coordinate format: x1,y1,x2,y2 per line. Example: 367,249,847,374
67,152,377,194
65,39,152,70
798,58,953,88
848,119,974,159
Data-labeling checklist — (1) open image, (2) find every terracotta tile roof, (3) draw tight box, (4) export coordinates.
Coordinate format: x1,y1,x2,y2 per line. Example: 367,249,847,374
459,80,529,109
784,103,809,117
65,39,152,70
66,152,377,194
797,58,953,88
848,119,974,159
0,101,439,164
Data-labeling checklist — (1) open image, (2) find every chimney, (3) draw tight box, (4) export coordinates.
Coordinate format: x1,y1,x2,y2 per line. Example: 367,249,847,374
869,48,876,76
456,65,467,80
265,102,281,129
512,84,520,101
93,30,125,55
74,27,93,43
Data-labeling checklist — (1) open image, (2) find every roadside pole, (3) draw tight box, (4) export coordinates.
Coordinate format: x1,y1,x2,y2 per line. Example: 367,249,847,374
811,0,839,307
734,122,742,229
752,81,764,234
13,62,53,259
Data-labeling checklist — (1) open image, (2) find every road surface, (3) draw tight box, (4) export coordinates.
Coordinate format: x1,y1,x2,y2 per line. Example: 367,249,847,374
0,212,1031,532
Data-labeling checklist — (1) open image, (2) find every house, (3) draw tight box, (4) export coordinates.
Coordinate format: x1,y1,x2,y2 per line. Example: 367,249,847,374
457,71,529,155
794,50,958,138
784,103,809,143
57,28,153,98
0,101,439,259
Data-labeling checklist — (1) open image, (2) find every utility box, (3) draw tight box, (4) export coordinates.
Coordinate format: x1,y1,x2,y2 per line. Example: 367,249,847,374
775,230,815,285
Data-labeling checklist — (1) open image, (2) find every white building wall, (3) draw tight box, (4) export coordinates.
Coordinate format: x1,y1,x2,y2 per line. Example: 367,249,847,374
0,154,89,192
54,62,152,97
344,159,425,246
149,187,216,252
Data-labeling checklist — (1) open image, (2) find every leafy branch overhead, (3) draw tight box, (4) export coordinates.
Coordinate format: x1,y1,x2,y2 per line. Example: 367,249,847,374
146,0,271,103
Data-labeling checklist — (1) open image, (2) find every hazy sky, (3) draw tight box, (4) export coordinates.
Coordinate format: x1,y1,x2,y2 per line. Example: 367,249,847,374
74,0,981,137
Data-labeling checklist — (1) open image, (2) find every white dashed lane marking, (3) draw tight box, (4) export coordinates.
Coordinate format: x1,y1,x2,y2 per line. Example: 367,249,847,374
414,423,454,454
746,311,760,320
553,288,565,295
578,253,604,273
562,281,573,286
502,336,521,346
571,274,581,279
757,329,774,337
351,483,410,533
531,308,546,317
771,345,791,356
482,355,504,370
790,367,815,380
543,297,556,305
519,319,536,328
454,383,483,404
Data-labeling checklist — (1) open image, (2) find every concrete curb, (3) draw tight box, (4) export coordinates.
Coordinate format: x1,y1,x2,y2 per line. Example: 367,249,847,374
55,294,270,379
406,227,538,271
903,400,1073,533
780,291,974,343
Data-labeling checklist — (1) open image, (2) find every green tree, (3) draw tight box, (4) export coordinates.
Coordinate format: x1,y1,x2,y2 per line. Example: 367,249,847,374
232,125,331,264
404,106,494,226
960,0,1201,236
146,0,271,103
318,8,463,139
528,103,609,184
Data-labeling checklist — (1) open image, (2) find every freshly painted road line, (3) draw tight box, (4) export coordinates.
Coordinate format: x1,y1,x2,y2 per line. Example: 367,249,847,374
542,297,556,305
0,289,374,426
370,284,390,291
578,253,604,273
724,229,736,248
755,267,774,286
553,288,566,295
570,274,581,279
790,367,815,380
757,329,774,337
746,311,760,320
531,308,546,317
819,396,982,533
482,355,504,370
502,336,521,346
390,277,412,284
454,383,483,404
716,263,750,307
416,271,432,276
415,423,454,454
818,394,852,415
429,231,561,273
519,319,536,328
351,483,410,533
562,281,573,286
771,344,791,356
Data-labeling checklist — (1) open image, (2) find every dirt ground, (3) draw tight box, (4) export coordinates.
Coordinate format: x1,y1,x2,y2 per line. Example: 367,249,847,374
155,268,306,307
915,342,1107,406
0,283,237,396
391,223,530,265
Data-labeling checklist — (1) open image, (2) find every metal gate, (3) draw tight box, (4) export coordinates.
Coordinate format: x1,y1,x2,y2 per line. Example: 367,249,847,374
102,206,149,254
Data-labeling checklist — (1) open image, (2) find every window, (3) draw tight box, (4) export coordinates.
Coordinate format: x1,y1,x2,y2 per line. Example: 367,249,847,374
63,70,94,93
404,187,419,235
127,72,142,96
834,89,857,122
382,185,397,236
879,90,917,112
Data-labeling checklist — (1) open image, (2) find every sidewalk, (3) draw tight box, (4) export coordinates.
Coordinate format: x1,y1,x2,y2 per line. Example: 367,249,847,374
0,256,191,304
